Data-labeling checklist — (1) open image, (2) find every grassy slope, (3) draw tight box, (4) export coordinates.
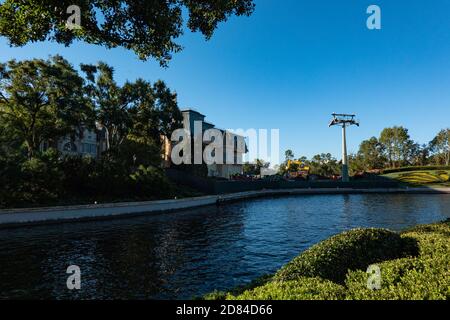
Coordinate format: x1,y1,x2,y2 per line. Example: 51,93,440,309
382,169,450,187
205,220,450,300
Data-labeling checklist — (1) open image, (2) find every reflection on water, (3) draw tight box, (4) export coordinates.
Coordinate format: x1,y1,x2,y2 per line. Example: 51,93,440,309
0,194,449,300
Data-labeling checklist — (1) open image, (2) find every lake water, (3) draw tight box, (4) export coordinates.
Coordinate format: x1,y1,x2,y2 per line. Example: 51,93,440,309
0,194,449,300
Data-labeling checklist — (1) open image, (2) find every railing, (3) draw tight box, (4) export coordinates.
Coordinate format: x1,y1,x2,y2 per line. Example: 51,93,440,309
165,169,401,195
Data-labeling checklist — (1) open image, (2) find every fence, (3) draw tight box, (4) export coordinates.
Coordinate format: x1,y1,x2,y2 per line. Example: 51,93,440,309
166,169,401,195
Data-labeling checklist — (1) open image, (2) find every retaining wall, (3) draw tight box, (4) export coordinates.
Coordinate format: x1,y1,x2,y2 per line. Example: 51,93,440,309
0,187,449,228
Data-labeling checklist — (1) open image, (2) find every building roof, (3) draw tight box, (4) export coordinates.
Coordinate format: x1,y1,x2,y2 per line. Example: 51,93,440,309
203,121,215,127
181,108,206,117
182,108,246,140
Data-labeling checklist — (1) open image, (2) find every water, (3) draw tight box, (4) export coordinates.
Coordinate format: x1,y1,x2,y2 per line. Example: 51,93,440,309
0,194,449,300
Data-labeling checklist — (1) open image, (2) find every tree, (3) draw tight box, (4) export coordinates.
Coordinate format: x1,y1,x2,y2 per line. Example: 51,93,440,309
285,150,294,162
82,62,182,163
0,0,255,65
278,150,295,175
310,153,340,177
243,162,256,175
379,126,413,168
430,129,450,165
136,79,182,141
0,117,23,159
243,159,269,176
0,56,91,158
82,62,132,151
357,137,385,170
348,154,366,175
256,159,270,171
126,79,182,165
408,143,430,167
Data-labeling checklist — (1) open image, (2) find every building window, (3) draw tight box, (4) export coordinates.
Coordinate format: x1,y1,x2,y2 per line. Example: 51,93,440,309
63,142,77,152
82,143,97,154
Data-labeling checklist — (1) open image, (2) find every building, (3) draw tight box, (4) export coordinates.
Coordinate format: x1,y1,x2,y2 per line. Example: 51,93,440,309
41,109,246,180
57,128,99,158
40,125,107,158
164,109,247,179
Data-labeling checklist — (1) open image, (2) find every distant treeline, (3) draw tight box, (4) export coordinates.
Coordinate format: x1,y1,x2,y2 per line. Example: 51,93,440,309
251,126,450,177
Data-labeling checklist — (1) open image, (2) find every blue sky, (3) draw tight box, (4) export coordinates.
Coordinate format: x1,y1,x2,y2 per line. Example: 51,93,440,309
1,0,449,162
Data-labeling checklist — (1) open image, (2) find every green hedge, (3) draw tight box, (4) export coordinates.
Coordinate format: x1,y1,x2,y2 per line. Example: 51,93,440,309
231,278,346,300
274,228,419,284
212,220,450,300
344,222,450,300
382,165,450,175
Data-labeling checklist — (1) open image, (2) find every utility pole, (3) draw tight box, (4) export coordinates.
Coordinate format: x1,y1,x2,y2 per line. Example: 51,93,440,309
329,113,359,182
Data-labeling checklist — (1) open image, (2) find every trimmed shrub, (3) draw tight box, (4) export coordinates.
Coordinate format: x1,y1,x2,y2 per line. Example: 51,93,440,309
402,221,450,240
274,228,419,284
382,165,450,175
230,278,346,300
208,221,449,301
345,221,450,300
345,256,449,300
203,291,229,301
393,171,450,185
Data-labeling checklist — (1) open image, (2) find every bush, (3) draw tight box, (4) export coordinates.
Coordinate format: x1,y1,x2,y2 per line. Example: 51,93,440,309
86,156,134,199
203,274,274,301
0,154,24,208
230,278,346,300
58,155,97,197
0,151,65,207
216,221,449,301
344,221,450,300
18,155,64,203
130,165,173,199
345,256,449,300
274,228,419,284
0,150,176,208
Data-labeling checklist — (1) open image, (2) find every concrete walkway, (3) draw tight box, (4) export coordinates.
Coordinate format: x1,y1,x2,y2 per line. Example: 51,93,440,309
0,187,449,228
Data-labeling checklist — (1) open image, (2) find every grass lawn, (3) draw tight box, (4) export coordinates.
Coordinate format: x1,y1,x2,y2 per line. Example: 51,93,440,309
382,169,450,187
205,220,450,300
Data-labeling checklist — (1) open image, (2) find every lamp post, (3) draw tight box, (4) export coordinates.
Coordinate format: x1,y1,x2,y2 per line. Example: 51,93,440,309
329,113,359,182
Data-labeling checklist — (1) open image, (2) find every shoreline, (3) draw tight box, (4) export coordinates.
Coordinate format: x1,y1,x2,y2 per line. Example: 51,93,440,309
0,187,449,229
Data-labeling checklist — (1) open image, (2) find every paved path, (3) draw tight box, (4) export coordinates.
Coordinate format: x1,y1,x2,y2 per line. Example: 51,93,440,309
0,187,449,228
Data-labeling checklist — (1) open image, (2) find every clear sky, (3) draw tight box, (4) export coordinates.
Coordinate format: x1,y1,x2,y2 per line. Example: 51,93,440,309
1,0,449,162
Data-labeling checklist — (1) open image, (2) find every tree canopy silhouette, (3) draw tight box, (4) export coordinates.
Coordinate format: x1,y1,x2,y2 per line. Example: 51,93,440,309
0,0,255,65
